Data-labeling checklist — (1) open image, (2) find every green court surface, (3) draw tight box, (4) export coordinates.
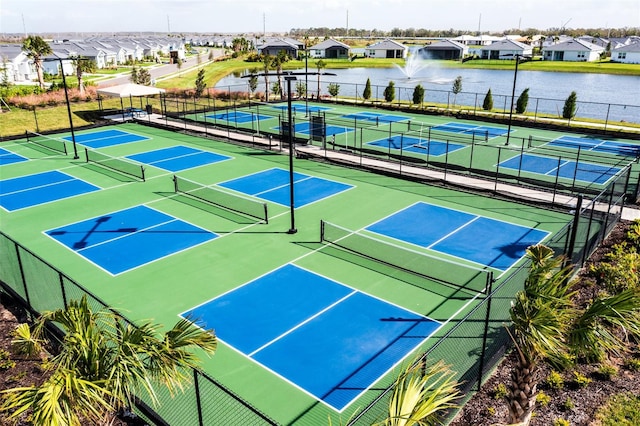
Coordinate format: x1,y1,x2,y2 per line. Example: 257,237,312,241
1,122,573,424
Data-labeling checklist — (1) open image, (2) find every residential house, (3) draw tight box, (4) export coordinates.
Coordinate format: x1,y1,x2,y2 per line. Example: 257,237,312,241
417,39,468,60
543,38,604,61
308,38,350,59
612,41,640,64
452,34,501,46
0,44,35,84
480,39,533,59
258,38,303,59
365,39,407,59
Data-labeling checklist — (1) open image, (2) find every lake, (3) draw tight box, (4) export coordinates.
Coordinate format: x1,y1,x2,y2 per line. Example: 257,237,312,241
215,65,640,124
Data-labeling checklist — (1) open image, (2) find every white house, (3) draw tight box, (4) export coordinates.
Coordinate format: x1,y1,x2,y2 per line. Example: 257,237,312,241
480,39,533,59
612,41,640,64
418,39,468,60
543,38,604,61
308,39,350,59
452,34,501,46
0,44,35,84
365,39,407,59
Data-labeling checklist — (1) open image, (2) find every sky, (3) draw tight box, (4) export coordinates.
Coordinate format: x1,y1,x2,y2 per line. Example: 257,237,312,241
1,0,639,35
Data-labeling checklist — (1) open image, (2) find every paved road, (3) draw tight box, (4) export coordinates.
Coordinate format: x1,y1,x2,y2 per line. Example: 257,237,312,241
97,49,226,86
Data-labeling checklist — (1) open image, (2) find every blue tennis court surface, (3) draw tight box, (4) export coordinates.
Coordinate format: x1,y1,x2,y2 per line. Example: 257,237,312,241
341,111,410,123
126,146,231,172
547,135,640,156
500,153,620,185
182,263,440,411
269,103,332,113
205,110,271,124
432,122,509,138
46,205,217,275
219,167,353,207
366,202,549,271
367,135,465,156
64,129,149,148
0,170,100,211
0,148,28,166
277,122,353,137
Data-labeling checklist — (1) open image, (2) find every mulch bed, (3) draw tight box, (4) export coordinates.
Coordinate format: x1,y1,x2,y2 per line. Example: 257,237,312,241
449,219,640,426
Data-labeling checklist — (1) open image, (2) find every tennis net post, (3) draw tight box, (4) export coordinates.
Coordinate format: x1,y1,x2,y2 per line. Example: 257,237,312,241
320,220,493,294
84,148,145,181
173,175,269,224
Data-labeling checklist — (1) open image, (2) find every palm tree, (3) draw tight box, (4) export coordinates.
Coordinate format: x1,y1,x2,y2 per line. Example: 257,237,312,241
71,56,96,96
506,245,640,425
261,54,272,101
315,59,326,99
22,35,52,90
376,359,460,426
1,296,217,425
273,50,289,100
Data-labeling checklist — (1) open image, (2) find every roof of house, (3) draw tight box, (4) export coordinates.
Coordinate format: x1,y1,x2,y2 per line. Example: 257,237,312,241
421,39,467,51
259,38,301,50
309,38,350,50
367,39,407,50
480,39,531,51
613,41,640,52
545,38,604,52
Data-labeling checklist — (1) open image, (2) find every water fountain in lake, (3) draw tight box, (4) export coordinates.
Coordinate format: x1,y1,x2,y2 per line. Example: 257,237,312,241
393,54,428,80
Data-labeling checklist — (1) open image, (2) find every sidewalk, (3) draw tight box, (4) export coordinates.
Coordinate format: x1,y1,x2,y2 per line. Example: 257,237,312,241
133,113,640,222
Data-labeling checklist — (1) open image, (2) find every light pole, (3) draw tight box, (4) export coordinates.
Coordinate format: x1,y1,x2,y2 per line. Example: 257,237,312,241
505,54,521,146
46,56,79,159
285,75,297,234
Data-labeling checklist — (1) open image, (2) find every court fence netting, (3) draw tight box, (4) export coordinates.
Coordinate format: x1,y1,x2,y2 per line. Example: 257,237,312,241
173,175,269,224
154,96,640,203
0,160,626,425
25,130,68,155
85,147,146,181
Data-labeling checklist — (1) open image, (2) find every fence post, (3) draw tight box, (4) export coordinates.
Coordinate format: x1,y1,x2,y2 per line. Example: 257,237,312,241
565,195,583,266
193,370,204,426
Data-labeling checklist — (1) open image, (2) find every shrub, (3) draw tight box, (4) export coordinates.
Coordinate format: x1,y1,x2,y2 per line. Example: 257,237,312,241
553,418,570,426
492,382,508,399
597,363,618,380
572,370,592,388
589,243,640,292
0,349,16,370
545,370,564,389
537,391,551,406
623,357,640,371
561,397,575,411
485,406,496,416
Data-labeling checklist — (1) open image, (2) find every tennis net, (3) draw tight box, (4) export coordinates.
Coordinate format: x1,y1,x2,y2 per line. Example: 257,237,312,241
85,148,145,181
25,131,68,155
173,175,269,224
320,220,492,294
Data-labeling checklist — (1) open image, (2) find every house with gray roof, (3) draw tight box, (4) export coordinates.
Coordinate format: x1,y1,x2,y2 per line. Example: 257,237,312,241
365,39,407,59
543,38,604,61
308,38,350,59
612,41,640,64
418,39,468,60
480,39,532,59
258,38,303,59
0,44,35,84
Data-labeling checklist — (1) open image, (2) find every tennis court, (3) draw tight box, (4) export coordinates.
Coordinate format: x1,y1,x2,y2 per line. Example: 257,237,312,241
64,128,149,148
0,121,577,425
183,263,440,412
205,110,272,124
126,145,231,172
0,147,28,165
366,202,549,272
366,135,466,156
499,153,621,185
431,122,510,138
546,135,640,156
46,205,217,275
0,170,100,211
219,167,354,207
